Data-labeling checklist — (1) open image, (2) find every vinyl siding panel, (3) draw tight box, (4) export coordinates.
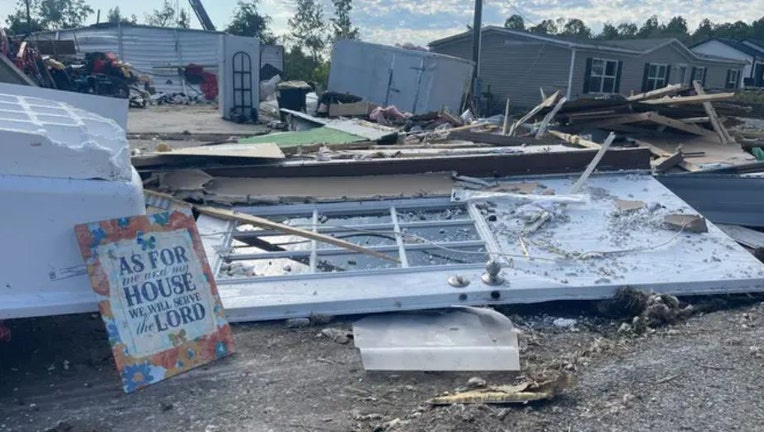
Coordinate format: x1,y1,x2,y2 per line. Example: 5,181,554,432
432,32,572,109
573,43,743,96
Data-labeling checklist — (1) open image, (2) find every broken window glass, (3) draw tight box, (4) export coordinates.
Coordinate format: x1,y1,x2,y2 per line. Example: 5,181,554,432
215,199,492,279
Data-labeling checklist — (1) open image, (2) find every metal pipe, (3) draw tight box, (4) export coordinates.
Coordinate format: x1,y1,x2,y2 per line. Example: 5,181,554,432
471,0,482,77
471,0,483,112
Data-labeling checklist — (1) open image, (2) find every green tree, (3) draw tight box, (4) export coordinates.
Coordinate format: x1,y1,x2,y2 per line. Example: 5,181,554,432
6,0,93,33
107,6,137,24
226,0,275,43
690,18,714,44
145,0,176,27
176,8,191,29
598,22,619,39
560,18,591,38
617,22,638,38
750,17,764,41
288,0,329,64
637,15,660,38
714,20,750,39
528,19,557,35
330,0,359,41
663,16,688,40
503,14,524,31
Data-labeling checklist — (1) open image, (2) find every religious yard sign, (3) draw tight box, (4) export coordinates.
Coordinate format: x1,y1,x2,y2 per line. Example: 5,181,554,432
76,210,234,393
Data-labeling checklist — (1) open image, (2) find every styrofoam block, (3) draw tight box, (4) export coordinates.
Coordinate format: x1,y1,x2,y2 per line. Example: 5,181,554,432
0,93,131,181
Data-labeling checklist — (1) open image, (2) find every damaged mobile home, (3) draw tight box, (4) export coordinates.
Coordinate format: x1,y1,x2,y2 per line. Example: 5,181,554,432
2,28,764,380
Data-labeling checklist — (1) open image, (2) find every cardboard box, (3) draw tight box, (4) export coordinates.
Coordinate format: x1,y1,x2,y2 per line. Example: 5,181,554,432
329,101,378,117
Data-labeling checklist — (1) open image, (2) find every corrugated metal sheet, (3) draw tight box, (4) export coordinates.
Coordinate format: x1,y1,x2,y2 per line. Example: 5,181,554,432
31,25,225,95
328,40,474,114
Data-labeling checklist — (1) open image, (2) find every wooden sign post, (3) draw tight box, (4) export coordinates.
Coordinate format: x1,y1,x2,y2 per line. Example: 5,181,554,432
75,210,234,393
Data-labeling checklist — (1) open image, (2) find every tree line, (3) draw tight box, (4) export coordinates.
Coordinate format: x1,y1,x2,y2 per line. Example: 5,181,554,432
5,0,358,86
503,14,764,45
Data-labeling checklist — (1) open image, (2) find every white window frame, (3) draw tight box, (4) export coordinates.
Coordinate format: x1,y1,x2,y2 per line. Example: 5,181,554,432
645,63,669,91
727,69,740,89
693,67,706,84
588,58,619,94
206,197,502,281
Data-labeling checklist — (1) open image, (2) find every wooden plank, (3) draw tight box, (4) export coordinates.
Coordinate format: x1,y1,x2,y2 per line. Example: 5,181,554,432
594,112,653,128
200,147,653,178
570,133,616,193
502,98,511,135
626,84,684,102
449,130,561,146
195,206,401,263
653,152,684,172
535,97,567,139
641,92,735,105
692,81,734,145
155,142,286,159
548,130,601,149
717,224,764,249
646,112,716,137
509,91,560,136
679,117,710,124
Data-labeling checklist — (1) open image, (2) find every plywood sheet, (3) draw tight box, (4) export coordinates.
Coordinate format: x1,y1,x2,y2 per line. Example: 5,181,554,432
163,142,285,159
203,173,454,202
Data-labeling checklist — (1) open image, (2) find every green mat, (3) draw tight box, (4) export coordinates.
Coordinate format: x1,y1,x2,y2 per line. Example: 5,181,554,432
239,127,364,149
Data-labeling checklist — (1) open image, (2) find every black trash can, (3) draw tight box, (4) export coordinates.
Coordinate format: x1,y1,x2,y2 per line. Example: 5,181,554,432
277,81,312,121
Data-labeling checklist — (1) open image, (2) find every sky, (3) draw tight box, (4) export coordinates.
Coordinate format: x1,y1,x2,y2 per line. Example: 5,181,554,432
1,0,763,45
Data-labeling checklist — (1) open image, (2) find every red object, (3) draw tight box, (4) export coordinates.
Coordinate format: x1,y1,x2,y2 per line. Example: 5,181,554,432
0,320,10,342
200,72,218,100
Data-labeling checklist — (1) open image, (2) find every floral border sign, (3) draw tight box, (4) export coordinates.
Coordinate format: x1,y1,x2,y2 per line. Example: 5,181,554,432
75,210,234,393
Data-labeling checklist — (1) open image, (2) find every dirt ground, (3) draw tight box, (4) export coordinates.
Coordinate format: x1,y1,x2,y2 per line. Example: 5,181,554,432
127,105,266,136
2,297,764,432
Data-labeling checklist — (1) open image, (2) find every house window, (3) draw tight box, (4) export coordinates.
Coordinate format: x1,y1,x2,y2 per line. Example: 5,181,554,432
692,67,706,84
587,58,620,94
643,63,669,91
726,69,741,89
211,198,492,279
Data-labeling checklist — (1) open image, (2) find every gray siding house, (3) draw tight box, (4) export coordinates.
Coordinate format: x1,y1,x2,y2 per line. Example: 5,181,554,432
429,27,746,109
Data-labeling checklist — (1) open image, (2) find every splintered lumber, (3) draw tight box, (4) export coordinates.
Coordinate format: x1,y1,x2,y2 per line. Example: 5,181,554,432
626,84,684,102
654,151,684,172
595,112,653,127
195,206,400,263
641,92,735,105
679,117,711,124
502,98,511,135
535,96,568,138
692,81,734,145
509,91,560,136
548,130,600,149
646,112,716,137
570,132,616,193
594,111,715,136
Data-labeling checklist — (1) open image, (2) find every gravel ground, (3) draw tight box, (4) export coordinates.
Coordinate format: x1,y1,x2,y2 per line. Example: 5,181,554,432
2,297,764,432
